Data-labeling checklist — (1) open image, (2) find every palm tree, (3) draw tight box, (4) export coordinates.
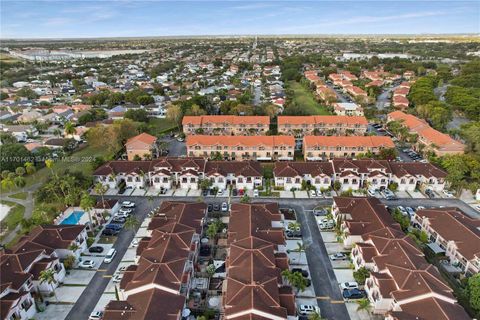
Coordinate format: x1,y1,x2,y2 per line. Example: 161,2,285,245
356,298,372,313
64,121,76,136
80,192,96,231
94,182,108,206
39,269,58,301
295,241,306,262
147,195,154,212
45,159,56,177
124,216,140,233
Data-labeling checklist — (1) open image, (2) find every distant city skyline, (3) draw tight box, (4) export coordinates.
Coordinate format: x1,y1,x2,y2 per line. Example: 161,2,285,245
1,1,479,39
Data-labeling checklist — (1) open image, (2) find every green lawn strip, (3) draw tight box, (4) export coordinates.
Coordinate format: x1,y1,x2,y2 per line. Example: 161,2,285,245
0,200,25,231
8,192,27,200
288,81,332,115
147,118,176,136
24,144,112,188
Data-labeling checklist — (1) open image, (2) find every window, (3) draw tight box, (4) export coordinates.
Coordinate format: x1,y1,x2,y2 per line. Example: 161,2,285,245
295,178,301,183
182,178,187,183
154,177,160,183
135,177,140,182
324,178,329,184
190,178,196,183
163,177,168,183
127,177,132,182
238,177,243,183
409,179,415,184
400,179,406,184
343,179,348,183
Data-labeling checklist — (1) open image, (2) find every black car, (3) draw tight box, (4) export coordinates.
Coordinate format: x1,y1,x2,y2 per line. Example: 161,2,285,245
112,217,126,224
286,230,302,238
232,189,238,196
292,268,309,278
202,189,209,197
209,189,216,196
213,203,220,211
343,288,366,300
88,246,104,253
425,189,435,198
102,229,119,236
207,204,213,212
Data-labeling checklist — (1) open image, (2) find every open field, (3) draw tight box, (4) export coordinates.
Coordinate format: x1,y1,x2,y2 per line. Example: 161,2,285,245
288,81,332,115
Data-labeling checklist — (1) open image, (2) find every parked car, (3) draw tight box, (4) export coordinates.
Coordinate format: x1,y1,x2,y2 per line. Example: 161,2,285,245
425,189,435,198
112,274,123,283
343,288,366,300
213,203,220,211
232,189,238,196
314,208,327,216
221,202,228,212
159,187,167,194
340,282,359,290
119,208,133,214
396,206,407,215
253,189,259,197
88,311,103,320
121,201,135,208
442,190,455,198
88,246,104,253
202,189,208,196
130,239,139,247
291,268,309,278
298,304,321,316
79,260,96,269
367,188,377,197
319,219,334,230
238,189,245,196
329,253,348,260
207,204,213,212
102,228,119,236
112,217,126,224
105,224,123,231
217,189,224,196
310,189,318,198
406,207,415,217
286,230,302,238
104,248,117,264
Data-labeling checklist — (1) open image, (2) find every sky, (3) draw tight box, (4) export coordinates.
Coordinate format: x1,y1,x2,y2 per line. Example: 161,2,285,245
1,0,479,39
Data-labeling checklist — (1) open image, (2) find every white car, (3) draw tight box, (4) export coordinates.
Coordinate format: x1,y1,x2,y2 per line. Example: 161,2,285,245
103,248,117,264
253,189,259,197
121,201,135,208
115,212,130,219
217,189,224,196
130,239,139,247
112,273,123,283
340,281,359,290
396,206,407,215
298,304,321,316
119,208,133,214
474,205,480,212
88,311,103,320
442,190,455,198
221,202,228,212
79,260,96,269
367,188,376,197
329,253,348,261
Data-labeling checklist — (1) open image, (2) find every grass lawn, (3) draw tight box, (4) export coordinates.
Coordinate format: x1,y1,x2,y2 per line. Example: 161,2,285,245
288,81,332,115
0,200,25,232
23,144,112,188
9,192,27,200
147,118,176,137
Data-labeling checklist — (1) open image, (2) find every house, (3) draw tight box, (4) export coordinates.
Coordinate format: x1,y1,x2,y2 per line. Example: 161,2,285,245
387,111,464,156
103,202,207,320
332,159,392,191
389,162,447,192
204,161,263,191
182,115,269,136
333,102,364,116
277,115,368,137
303,136,395,160
392,95,409,109
334,197,470,319
12,225,87,259
412,208,480,275
273,161,334,191
1,125,38,142
223,203,296,319
344,86,367,99
186,135,295,161
125,132,158,161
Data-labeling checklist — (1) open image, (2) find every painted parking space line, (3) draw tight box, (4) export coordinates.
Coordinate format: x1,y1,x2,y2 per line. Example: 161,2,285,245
330,300,345,304
316,296,330,300
102,275,112,278
97,269,108,272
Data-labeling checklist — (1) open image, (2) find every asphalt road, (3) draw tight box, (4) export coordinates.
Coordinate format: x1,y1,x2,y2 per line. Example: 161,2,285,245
65,198,163,320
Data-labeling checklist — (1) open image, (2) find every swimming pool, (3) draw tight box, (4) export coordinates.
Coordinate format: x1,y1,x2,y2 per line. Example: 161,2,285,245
60,211,85,225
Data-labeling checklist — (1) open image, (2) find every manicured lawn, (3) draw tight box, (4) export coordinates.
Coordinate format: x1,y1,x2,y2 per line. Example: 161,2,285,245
0,200,25,231
147,118,176,137
9,192,27,200
288,81,332,115
23,144,112,188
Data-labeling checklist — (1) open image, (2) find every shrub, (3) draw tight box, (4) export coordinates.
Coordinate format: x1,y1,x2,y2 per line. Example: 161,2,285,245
353,267,370,285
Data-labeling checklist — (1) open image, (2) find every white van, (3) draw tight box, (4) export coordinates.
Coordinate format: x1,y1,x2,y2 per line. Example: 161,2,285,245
104,248,117,264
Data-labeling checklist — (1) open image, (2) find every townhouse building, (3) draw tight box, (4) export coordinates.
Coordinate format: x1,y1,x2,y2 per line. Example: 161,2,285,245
277,115,368,137
223,203,296,319
103,202,207,320
187,135,295,161
332,159,392,191
387,111,465,156
182,115,270,136
273,161,334,191
332,197,470,320
0,226,84,320
93,158,264,192
303,136,395,160
389,162,447,192
412,208,480,275
333,102,364,116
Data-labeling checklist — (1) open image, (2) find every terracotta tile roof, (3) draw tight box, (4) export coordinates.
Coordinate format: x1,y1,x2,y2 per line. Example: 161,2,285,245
332,159,391,174
205,160,262,177
93,158,207,176
304,136,395,148
187,135,295,147
125,133,157,146
277,115,368,126
389,162,447,178
11,225,85,252
274,161,334,178
182,115,269,126
389,297,471,320
415,208,480,260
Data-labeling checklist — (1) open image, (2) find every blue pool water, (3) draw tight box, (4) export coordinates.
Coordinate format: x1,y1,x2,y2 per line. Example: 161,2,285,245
60,211,85,225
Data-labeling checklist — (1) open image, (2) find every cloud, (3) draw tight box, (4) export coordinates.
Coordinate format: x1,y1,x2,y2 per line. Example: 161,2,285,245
43,17,73,26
